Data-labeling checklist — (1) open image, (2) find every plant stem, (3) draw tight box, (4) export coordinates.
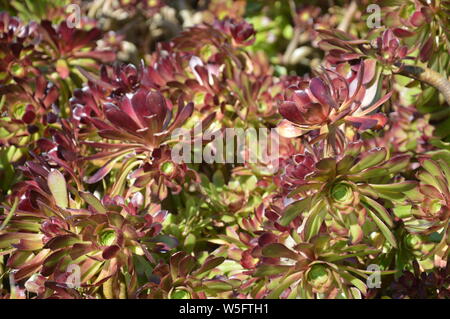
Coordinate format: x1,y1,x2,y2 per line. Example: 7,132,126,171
338,1,357,33
397,64,450,106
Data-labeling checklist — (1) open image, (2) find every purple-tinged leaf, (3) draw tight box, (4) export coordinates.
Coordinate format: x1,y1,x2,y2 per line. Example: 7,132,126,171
262,243,298,260
102,245,120,259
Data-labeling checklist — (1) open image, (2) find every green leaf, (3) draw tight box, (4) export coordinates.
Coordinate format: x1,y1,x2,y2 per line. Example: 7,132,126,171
47,170,68,208
339,271,367,295
184,233,196,253
361,196,394,227
393,205,412,218
254,265,291,277
367,182,418,201
348,167,389,181
262,243,298,260
367,209,397,248
323,249,379,262
267,272,302,299
421,158,444,178
304,201,327,241
0,233,43,249
349,224,363,244
369,182,418,193
202,280,233,292
0,197,18,231
279,197,311,226
79,191,106,213
381,155,410,174
194,256,225,276
43,234,82,249
349,148,387,173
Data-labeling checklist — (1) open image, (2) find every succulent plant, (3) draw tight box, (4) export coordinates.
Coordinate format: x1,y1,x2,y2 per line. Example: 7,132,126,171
1,0,450,300
277,139,415,247
254,234,383,299
277,65,392,139
0,163,176,298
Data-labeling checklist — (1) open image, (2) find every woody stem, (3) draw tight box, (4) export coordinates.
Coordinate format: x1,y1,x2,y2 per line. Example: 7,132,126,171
397,64,450,106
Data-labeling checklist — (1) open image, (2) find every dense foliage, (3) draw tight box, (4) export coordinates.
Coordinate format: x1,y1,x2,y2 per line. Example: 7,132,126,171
0,0,449,299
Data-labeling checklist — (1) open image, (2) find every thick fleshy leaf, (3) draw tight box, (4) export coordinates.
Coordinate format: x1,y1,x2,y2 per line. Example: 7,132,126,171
0,233,43,249
178,255,197,277
276,120,305,138
77,67,115,90
119,96,144,129
339,271,367,295
381,154,410,174
349,224,363,244
420,158,444,179
102,245,120,259
279,197,311,226
56,59,70,79
367,209,397,248
349,148,387,173
146,91,168,128
304,201,327,241
368,181,417,201
12,239,43,251
262,243,298,260
420,36,434,62
361,196,394,228
360,91,393,116
41,249,68,276
105,103,141,134
362,59,377,84
393,28,414,38
279,101,305,124
345,114,387,130
194,256,225,276
309,77,335,108
168,101,193,132
369,181,418,193
254,264,292,277
79,191,106,213
85,153,130,184
47,169,68,208
347,167,389,181
410,11,425,27
393,205,412,218
44,235,82,250
267,272,303,299
202,280,233,292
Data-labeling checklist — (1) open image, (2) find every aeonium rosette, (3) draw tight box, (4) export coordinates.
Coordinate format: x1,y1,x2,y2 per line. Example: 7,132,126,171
254,234,385,299
212,18,256,46
0,12,40,84
277,63,392,140
135,251,236,299
394,157,450,265
0,163,174,298
71,63,216,200
277,139,417,247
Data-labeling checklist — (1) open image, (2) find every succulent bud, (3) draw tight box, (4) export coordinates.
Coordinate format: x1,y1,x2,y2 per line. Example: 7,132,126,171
307,264,333,293
99,230,117,246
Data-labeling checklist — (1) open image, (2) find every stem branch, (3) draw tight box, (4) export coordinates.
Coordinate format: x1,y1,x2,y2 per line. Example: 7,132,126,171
397,64,450,106
338,1,357,33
